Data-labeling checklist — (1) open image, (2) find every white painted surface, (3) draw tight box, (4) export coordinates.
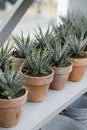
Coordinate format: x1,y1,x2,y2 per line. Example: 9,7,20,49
57,0,69,23
57,0,87,19
68,0,87,17
57,0,69,17
0,70,87,130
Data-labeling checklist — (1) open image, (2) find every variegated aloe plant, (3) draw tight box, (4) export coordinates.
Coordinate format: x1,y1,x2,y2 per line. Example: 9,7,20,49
60,12,87,39
0,42,12,71
73,15,87,39
23,46,53,76
34,25,54,49
12,32,33,58
49,32,71,67
66,31,87,57
0,60,23,99
59,12,76,27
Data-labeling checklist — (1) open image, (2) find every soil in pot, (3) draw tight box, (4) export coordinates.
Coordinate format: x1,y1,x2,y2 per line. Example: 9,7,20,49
50,61,73,90
21,69,54,102
0,88,28,128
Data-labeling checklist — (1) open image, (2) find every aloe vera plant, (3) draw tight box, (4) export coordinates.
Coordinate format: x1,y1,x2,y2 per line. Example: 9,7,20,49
0,42,12,71
60,12,76,27
13,33,32,58
52,13,76,45
34,25,54,49
23,46,53,76
73,15,87,39
66,31,87,57
0,60,23,99
60,12,87,39
49,29,71,67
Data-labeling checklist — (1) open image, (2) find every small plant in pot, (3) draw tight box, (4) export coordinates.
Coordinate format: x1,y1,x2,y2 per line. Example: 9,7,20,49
12,33,32,72
0,42,12,71
21,46,54,102
0,60,28,128
34,25,54,50
74,15,87,51
66,31,87,82
49,33,73,90
59,12,76,27
74,15,87,37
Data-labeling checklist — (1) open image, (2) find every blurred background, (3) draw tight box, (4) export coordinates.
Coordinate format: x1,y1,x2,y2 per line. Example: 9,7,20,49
0,0,57,38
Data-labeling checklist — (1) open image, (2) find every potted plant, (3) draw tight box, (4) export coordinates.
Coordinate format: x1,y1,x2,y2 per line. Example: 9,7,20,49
74,15,87,35
12,33,32,72
0,60,28,128
66,31,87,82
0,42,12,71
59,12,76,27
74,15,87,51
49,32,73,90
34,25,54,50
21,46,54,102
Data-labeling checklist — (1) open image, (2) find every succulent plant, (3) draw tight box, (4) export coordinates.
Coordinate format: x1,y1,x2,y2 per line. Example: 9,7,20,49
0,42,12,71
13,32,33,58
52,13,77,45
66,31,87,57
50,33,71,67
73,15,87,39
60,12,76,26
23,46,53,76
60,12,87,39
0,60,23,99
34,25,54,49
52,23,69,46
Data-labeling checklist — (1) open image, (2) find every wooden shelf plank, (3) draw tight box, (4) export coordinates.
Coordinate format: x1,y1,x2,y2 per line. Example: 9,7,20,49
0,70,87,130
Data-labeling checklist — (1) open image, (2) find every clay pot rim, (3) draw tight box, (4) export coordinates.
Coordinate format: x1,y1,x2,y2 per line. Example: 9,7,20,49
69,57,87,66
69,57,87,61
21,68,54,79
12,50,26,60
11,55,26,61
0,87,28,102
53,61,73,69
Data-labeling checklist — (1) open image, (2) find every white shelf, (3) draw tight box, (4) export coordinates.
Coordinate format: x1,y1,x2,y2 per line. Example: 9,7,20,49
1,70,87,130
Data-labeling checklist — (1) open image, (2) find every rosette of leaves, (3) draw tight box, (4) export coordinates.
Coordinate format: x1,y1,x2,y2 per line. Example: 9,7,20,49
23,46,53,76
0,42,12,71
13,33,33,58
66,31,87,57
73,15,87,39
60,13,87,39
0,60,23,99
58,12,78,39
34,25,54,50
52,13,76,46
52,23,70,46
50,33,71,67
59,12,76,28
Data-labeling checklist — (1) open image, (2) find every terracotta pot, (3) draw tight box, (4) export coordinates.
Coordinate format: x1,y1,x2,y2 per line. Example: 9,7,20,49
84,46,87,52
0,88,28,128
50,62,73,90
21,69,54,102
68,57,87,82
12,56,27,72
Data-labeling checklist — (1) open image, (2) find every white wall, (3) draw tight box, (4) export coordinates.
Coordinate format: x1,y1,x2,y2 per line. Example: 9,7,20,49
57,0,69,23
57,0,87,19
